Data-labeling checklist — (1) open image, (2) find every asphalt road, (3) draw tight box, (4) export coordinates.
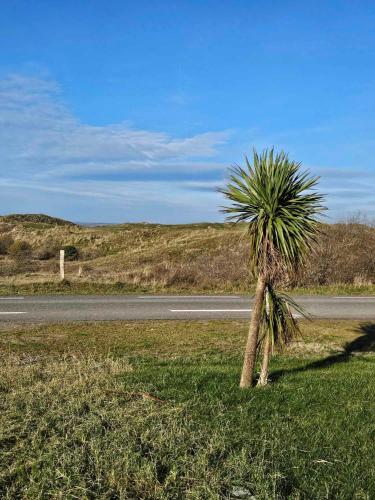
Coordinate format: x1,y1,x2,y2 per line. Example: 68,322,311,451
0,295,374,322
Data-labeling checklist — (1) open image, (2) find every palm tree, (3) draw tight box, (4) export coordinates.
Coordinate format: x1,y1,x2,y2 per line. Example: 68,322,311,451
220,149,324,388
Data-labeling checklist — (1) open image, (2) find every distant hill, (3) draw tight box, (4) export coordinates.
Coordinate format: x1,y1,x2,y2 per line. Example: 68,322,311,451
0,214,76,226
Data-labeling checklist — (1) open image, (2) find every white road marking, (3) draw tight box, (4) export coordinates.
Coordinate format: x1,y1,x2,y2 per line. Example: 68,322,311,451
139,296,241,299
0,297,25,300
332,296,375,299
0,312,27,315
170,309,303,318
170,309,252,312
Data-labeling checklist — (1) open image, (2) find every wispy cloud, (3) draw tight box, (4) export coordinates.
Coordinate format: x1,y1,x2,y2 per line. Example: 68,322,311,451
0,73,374,222
0,73,233,221
0,74,230,179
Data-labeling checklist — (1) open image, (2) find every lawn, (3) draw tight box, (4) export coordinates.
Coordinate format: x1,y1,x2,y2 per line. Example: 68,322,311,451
0,320,374,499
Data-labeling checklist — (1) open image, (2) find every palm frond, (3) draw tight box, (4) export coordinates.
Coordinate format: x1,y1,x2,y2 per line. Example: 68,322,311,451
219,148,326,274
257,285,309,354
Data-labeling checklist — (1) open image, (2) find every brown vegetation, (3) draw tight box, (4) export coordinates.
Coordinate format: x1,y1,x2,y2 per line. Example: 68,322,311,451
0,219,373,292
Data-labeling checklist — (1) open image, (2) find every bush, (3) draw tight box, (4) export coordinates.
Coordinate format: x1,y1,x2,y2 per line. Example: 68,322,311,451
0,236,14,255
35,245,58,260
62,245,79,261
58,278,71,288
8,240,32,260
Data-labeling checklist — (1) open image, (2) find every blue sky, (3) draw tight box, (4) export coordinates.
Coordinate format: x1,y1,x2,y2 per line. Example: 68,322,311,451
0,0,374,222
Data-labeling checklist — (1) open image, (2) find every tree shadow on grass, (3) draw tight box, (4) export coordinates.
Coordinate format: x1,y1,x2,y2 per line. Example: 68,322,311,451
269,322,375,382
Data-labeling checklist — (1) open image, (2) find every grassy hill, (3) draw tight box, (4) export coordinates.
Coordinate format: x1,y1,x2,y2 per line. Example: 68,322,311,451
0,213,75,227
0,220,374,294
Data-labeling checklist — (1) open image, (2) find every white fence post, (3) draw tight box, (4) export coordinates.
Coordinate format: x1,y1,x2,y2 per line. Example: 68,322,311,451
60,249,65,281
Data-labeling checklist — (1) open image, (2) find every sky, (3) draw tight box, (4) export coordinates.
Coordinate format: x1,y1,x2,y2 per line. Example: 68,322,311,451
0,0,375,223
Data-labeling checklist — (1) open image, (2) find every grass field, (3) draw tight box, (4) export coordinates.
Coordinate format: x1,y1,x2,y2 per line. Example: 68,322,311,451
1,320,374,498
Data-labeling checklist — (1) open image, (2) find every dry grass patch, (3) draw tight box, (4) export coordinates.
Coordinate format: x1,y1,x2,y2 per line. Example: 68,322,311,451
0,221,374,294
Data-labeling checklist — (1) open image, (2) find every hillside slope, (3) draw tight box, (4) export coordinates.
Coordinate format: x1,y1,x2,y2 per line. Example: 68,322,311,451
0,214,75,226
0,221,374,293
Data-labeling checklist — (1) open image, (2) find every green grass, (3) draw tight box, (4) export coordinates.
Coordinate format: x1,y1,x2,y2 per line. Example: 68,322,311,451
0,280,374,296
0,280,148,296
0,320,374,498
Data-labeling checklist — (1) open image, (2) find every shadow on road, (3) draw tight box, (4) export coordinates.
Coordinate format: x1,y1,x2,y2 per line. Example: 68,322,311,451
270,322,375,382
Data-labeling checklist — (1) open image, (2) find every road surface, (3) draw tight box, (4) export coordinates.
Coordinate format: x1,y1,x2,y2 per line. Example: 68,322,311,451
0,295,374,322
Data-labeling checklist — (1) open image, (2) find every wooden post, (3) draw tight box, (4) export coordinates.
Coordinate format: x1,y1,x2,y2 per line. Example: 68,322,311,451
60,249,65,281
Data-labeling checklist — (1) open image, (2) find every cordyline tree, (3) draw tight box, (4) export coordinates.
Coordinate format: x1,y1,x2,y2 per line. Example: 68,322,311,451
220,149,325,388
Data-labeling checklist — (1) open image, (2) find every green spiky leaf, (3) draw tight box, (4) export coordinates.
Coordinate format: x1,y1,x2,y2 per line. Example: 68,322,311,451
219,148,325,274
258,285,309,353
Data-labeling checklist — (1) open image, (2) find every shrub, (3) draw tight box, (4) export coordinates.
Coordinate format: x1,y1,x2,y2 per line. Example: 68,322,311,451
8,240,32,260
0,236,14,255
35,245,58,260
58,278,71,288
62,245,79,261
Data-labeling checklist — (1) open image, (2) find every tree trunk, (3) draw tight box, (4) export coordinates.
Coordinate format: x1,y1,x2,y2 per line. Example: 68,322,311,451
240,274,266,388
258,286,271,386
257,333,271,386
